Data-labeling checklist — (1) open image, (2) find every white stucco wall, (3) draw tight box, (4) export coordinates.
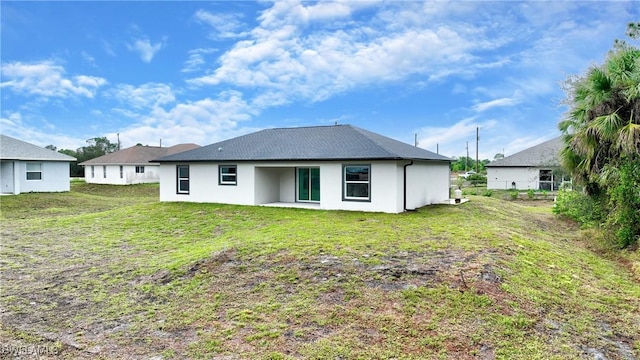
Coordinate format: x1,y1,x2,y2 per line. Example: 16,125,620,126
159,163,255,205
0,160,71,194
487,167,542,190
405,161,451,210
1,161,16,194
159,160,450,213
84,164,160,185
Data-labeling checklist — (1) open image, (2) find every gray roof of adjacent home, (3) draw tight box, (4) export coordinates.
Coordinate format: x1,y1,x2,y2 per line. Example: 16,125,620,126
0,134,77,162
486,136,563,167
155,125,451,162
79,143,200,166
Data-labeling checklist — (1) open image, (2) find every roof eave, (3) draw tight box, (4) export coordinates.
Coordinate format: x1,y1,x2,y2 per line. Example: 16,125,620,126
155,156,451,163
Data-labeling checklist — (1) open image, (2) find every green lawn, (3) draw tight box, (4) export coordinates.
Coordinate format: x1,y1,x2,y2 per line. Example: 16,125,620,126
1,182,638,359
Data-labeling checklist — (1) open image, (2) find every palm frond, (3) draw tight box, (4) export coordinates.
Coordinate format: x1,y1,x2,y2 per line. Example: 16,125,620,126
586,68,613,107
616,121,640,155
607,49,637,86
589,111,624,141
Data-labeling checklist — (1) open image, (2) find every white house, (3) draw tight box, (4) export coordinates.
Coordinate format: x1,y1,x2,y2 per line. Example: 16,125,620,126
486,136,567,191
79,143,199,185
155,125,452,213
0,134,76,194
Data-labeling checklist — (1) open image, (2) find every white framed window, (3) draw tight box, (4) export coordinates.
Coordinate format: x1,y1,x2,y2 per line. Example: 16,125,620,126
91,166,95,178
119,166,123,179
219,165,237,185
177,165,189,194
343,164,370,201
103,166,107,178
26,162,42,180
136,166,145,174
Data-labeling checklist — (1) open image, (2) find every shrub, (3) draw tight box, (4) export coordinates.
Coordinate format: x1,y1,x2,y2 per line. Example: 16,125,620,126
553,189,606,228
467,174,487,188
527,189,535,199
483,189,493,197
605,158,640,248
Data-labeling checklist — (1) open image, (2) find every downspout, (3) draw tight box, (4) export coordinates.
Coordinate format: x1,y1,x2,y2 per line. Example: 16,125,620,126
403,160,414,212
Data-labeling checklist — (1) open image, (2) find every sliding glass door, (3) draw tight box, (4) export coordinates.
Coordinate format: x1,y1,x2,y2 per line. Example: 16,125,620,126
297,168,320,202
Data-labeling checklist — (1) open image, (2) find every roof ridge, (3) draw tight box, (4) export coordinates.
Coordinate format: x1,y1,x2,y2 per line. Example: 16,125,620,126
348,125,401,157
263,124,350,131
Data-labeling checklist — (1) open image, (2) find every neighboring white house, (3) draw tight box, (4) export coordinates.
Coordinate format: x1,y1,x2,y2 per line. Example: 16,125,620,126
79,143,200,185
486,136,567,191
154,125,452,213
0,134,76,194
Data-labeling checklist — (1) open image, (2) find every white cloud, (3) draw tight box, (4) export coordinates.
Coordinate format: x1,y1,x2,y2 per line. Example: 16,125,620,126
472,91,522,113
115,91,260,148
108,83,176,109
194,9,249,39
0,111,23,127
0,111,87,150
182,48,217,73
188,1,508,108
0,60,106,98
416,117,498,157
127,37,165,63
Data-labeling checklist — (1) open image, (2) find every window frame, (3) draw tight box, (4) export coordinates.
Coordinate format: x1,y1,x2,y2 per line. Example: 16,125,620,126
342,164,371,202
91,166,95,178
218,164,237,186
26,162,43,181
176,165,190,194
539,169,554,191
296,167,320,202
135,166,145,174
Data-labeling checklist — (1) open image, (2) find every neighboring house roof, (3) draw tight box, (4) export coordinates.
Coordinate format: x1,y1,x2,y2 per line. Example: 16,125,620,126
486,136,563,167
155,125,451,162
79,143,200,166
0,134,76,162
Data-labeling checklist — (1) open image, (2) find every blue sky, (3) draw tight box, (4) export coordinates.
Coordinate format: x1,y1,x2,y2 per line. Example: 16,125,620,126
1,1,638,160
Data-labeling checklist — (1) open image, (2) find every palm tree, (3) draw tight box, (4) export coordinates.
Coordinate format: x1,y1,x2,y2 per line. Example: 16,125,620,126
559,24,640,247
559,44,640,192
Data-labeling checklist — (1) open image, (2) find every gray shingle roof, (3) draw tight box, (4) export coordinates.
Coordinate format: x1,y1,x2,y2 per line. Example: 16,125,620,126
155,125,451,162
486,136,563,167
79,143,200,166
0,134,76,161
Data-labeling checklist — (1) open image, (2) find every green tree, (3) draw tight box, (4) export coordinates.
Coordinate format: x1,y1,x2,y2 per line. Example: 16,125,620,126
558,22,640,247
57,137,119,177
78,137,118,160
450,157,491,173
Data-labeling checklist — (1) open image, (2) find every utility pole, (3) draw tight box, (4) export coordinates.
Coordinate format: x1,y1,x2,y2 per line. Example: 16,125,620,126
465,141,469,171
414,133,418,147
117,133,121,151
476,127,479,173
